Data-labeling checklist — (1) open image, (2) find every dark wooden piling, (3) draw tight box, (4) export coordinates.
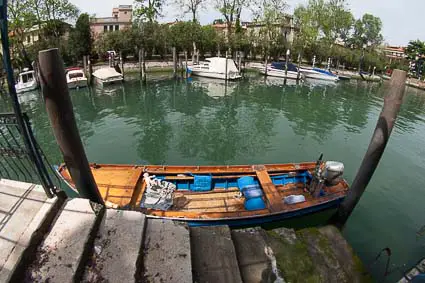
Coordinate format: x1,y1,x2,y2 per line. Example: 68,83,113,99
330,70,407,228
225,51,228,82
140,48,146,83
297,53,301,82
184,51,188,79
38,48,103,204
172,47,177,79
87,55,93,85
83,55,87,75
237,51,242,74
120,51,124,80
264,56,268,76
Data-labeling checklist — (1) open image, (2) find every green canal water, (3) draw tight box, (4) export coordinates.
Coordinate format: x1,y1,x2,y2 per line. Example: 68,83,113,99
2,74,425,281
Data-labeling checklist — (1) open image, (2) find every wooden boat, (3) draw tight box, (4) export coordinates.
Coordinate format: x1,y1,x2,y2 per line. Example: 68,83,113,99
57,160,349,227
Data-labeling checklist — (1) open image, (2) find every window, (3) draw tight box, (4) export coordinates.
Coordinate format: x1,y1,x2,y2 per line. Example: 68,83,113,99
109,25,114,31
69,73,84,79
27,36,31,43
104,25,108,32
115,25,119,31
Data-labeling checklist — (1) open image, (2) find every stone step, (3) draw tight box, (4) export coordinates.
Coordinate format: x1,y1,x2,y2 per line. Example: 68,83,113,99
142,218,192,283
25,198,103,283
231,228,276,283
83,209,146,282
190,226,242,283
0,180,64,282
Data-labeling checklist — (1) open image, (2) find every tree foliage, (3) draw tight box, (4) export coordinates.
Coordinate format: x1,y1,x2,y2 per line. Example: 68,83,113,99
133,0,164,23
68,13,93,61
174,0,205,22
349,13,383,49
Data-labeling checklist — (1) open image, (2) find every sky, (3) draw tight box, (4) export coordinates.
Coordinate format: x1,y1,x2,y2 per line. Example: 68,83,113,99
70,0,425,46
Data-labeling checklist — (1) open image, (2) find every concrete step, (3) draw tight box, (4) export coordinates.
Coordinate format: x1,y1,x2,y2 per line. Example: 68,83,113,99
25,198,103,283
190,226,243,283
83,209,146,282
231,228,276,283
142,218,192,283
0,180,64,282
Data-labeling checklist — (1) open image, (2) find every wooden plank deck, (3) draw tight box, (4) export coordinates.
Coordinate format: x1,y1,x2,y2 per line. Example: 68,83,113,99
255,166,282,212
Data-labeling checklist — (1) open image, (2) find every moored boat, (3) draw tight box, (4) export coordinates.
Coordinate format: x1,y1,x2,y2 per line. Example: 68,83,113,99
259,62,304,80
300,67,339,82
66,67,88,89
92,67,123,86
57,158,349,227
187,57,241,80
15,69,38,93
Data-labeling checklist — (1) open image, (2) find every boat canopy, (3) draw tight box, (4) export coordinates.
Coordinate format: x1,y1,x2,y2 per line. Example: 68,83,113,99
92,68,123,80
271,62,298,72
205,57,239,74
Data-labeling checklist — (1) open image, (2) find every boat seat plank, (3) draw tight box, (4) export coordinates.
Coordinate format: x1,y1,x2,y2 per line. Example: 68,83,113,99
255,167,282,212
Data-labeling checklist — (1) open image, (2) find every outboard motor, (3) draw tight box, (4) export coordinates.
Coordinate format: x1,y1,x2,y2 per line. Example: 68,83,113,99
309,154,344,197
322,161,344,186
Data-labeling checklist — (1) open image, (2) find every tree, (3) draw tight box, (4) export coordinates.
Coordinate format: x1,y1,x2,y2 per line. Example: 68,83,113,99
68,13,93,61
175,0,205,22
406,40,425,78
133,0,164,23
349,13,383,49
169,21,202,52
214,0,246,44
39,0,79,38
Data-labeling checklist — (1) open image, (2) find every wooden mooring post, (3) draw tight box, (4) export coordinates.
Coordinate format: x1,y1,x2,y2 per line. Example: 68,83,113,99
140,48,146,83
172,47,177,79
83,55,87,75
225,51,228,82
120,51,124,80
330,70,407,228
184,51,188,79
297,53,301,82
87,55,93,85
38,48,103,204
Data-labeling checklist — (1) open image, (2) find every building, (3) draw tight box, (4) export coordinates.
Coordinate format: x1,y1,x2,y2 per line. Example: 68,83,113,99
90,5,132,36
383,46,406,60
8,22,71,48
211,15,298,44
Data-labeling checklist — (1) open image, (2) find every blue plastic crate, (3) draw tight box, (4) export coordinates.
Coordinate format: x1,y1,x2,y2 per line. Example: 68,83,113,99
192,175,212,191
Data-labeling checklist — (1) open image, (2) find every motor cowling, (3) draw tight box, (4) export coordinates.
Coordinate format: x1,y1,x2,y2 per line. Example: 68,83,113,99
322,161,344,186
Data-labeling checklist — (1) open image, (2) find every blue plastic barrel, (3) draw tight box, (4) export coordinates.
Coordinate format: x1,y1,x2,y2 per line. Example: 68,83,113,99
237,176,255,191
245,197,266,210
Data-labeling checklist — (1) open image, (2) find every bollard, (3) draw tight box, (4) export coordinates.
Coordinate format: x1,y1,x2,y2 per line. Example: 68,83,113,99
38,48,103,204
330,70,407,228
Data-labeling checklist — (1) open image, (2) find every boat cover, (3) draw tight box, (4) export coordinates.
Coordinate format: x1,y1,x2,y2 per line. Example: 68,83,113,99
271,62,298,72
92,68,123,80
141,173,176,210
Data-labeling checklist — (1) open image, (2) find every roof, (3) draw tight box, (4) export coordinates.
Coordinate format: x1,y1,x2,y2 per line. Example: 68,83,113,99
384,46,406,52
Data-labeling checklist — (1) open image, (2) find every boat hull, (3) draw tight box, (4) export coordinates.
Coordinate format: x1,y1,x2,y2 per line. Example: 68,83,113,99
93,76,123,86
67,79,88,89
300,68,339,82
260,69,301,80
15,82,38,94
190,70,241,80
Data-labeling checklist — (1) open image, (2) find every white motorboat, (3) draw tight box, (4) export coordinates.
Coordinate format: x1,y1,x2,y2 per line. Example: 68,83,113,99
92,68,123,86
15,69,38,94
300,67,339,82
66,68,88,89
187,57,241,80
259,62,304,80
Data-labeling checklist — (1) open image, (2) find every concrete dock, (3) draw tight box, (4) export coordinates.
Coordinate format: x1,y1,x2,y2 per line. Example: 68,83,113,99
0,179,373,283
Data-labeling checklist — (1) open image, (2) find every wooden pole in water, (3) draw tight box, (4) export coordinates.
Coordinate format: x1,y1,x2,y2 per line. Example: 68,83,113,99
141,48,146,83
83,55,87,74
38,48,103,204
264,55,268,76
120,51,124,80
184,51,188,79
87,55,93,85
172,47,177,79
237,51,242,74
225,51,228,82
138,48,142,77
285,49,290,78
297,53,301,81
330,70,407,229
